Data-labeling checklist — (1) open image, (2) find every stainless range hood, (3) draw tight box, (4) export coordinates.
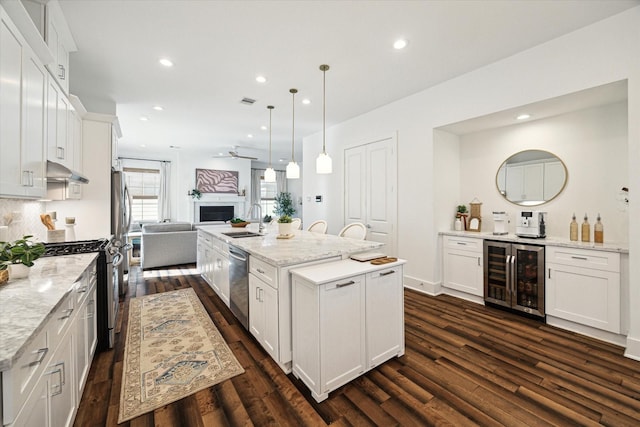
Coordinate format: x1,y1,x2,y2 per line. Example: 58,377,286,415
46,160,90,184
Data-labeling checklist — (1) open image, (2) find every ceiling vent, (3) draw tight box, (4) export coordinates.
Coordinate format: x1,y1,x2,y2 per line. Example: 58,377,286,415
240,97,256,105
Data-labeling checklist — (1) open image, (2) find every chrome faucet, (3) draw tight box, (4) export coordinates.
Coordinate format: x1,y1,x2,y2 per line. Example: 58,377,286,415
252,203,264,233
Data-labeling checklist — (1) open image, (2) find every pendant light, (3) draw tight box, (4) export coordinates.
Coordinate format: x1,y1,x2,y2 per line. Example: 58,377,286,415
286,88,300,179
316,64,332,174
264,105,276,182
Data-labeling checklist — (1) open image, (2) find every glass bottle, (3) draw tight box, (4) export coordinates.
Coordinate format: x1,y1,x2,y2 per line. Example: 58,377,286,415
569,213,578,241
581,213,590,242
594,214,604,243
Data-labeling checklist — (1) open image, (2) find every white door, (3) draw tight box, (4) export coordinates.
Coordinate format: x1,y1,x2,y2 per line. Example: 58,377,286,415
344,135,397,254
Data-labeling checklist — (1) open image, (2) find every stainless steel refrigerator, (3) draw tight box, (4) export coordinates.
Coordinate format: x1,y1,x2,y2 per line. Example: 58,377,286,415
111,169,132,295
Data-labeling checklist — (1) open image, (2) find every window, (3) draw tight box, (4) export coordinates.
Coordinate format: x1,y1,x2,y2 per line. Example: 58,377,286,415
260,175,277,219
124,167,160,222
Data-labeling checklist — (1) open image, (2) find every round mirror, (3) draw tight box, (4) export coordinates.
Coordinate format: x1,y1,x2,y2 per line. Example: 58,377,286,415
496,150,567,206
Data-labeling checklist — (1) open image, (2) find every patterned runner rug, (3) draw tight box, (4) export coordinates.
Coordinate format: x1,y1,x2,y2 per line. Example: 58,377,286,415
118,288,244,423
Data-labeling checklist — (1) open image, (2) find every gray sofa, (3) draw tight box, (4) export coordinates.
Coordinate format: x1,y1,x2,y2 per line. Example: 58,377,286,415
140,222,197,269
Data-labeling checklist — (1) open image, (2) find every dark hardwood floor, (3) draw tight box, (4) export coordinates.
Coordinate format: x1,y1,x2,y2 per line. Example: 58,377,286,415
74,264,640,426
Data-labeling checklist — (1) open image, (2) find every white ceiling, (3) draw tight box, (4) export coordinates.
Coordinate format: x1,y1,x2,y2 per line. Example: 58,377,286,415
58,0,639,164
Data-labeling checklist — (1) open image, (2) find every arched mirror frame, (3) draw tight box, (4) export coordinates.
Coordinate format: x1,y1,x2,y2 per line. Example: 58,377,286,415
495,149,568,206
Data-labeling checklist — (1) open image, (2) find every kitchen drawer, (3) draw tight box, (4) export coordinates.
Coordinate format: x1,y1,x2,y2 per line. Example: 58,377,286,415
212,238,229,253
1,324,50,425
546,246,620,272
73,260,96,307
250,257,278,289
198,230,213,245
444,235,483,252
50,292,75,347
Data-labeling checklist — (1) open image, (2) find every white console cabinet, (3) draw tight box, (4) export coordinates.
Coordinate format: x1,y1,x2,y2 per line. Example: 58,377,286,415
546,246,621,334
291,259,405,402
442,235,483,298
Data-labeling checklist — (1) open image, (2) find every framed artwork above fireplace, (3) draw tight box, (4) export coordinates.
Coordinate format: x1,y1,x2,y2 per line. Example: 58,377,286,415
196,169,238,194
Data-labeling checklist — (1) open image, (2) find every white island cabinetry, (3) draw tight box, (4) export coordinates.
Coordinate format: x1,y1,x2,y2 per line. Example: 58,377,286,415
291,259,405,402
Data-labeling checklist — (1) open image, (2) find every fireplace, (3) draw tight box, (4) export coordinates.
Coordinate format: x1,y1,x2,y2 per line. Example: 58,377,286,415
200,205,234,222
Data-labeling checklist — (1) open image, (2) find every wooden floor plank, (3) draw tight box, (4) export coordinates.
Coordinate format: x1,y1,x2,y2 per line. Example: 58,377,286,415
74,266,640,426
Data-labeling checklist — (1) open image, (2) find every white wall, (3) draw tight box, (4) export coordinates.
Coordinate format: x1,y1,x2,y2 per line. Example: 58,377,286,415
302,7,640,357
457,102,628,243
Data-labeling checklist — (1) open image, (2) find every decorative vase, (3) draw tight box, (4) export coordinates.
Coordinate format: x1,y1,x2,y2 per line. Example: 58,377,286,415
8,264,30,280
278,222,292,236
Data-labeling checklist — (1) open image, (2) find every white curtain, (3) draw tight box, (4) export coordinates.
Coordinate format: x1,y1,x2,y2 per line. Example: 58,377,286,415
276,170,287,194
158,161,171,221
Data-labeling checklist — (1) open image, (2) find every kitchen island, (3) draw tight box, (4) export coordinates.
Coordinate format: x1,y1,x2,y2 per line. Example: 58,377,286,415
197,224,385,373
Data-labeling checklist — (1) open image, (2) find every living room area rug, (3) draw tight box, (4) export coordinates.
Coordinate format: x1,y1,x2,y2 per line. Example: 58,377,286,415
118,288,244,423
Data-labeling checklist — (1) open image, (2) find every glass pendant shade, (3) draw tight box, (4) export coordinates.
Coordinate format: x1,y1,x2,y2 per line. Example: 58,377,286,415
264,167,276,182
316,152,332,174
286,161,300,179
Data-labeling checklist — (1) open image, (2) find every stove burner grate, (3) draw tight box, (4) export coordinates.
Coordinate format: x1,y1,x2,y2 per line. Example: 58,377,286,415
42,238,109,257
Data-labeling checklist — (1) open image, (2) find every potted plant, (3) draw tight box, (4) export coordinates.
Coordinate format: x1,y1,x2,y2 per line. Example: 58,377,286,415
455,205,469,230
273,192,296,218
0,235,46,281
189,188,202,199
277,215,293,236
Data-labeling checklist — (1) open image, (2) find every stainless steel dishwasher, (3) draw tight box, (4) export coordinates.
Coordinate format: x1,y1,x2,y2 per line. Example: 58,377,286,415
228,245,249,329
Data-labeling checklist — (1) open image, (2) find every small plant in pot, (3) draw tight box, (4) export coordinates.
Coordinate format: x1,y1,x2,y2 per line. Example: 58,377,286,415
0,235,46,281
277,215,293,236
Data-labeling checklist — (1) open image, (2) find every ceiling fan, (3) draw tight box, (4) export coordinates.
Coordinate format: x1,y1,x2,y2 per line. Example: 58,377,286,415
217,146,258,160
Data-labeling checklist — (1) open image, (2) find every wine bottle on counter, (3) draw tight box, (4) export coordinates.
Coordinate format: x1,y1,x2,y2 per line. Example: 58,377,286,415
581,213,590,242
569,213,578,241
594,214,604,243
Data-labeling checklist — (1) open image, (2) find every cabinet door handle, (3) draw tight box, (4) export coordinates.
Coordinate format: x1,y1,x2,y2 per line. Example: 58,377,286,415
477,257,481,266
255,287,260,300
58,64,65,80
571,256,588,261
76,286,88,293
59,308,74,320
57,147,65,159
548,268,551,279
379,270,395,276
26,348,49,367
259,288,264,302
336,280,355,288
257,268,265,274
456,242,467,245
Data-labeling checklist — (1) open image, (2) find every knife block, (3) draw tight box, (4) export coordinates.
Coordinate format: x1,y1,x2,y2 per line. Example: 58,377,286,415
47,229,65,243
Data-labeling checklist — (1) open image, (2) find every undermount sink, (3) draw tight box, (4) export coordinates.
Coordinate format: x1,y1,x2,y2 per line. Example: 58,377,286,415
222,231,263,238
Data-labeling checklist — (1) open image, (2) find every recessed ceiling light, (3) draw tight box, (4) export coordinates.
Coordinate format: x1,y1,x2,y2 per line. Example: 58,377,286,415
393,39,408,50
516,114,531,120
256,75,267,83
159,58,173,67
260,125,267,130
302,98,311,105
140,144,146,148
279,158,286,162
169,145,181,149
247,134,253,138
139,116,149,121
153,105,164,111
218,152,224,156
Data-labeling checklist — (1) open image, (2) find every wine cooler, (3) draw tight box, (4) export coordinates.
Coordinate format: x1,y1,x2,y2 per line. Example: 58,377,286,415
483,240,545,318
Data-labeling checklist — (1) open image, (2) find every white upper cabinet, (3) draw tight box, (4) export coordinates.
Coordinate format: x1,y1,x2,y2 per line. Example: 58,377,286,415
44,0,76,95
0,6,47,199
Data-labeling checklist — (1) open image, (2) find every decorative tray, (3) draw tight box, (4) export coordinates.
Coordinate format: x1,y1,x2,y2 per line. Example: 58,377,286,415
231,222,250,228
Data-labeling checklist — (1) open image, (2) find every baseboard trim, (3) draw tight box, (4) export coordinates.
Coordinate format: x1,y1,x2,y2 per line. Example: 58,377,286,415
624,335,640,361
403,275,440,295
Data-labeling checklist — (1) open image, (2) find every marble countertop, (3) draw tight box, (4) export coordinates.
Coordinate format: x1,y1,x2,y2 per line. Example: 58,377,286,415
198,224,384,266
440,230,629,254
291,258,406,285
0,253,97,371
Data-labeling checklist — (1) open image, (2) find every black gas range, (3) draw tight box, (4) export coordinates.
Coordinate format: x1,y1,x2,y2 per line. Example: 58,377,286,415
42,237,121,351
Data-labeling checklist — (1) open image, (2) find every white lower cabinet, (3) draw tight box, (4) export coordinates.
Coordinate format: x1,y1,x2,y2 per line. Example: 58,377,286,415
1,261,97,427
546,246,621,333
213,241,230,306
442,235,483,297
291,260,405,402
249,274,279,361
